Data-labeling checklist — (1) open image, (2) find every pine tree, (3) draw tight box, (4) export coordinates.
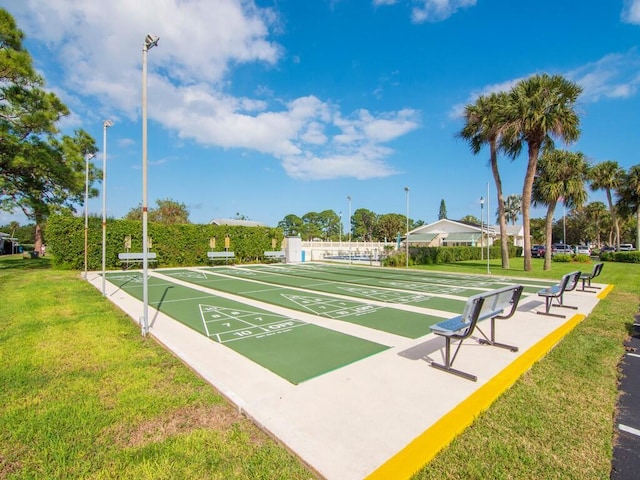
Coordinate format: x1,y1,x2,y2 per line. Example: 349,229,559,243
438,199,447,220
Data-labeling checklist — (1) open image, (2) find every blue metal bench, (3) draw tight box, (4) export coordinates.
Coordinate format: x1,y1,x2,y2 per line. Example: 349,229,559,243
430,285,524,381
578,263,603,291
208,251,235,264
264,250,286,262
118,252,157,270
536,270,581,318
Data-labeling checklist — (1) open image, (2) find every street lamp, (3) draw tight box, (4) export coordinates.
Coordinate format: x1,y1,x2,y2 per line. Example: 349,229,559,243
404,187,410,268
347,195,352,264
339,211,342,250
101,120,114,296
486,182,491,275
84,153,95,280
480,196,484,261
141,33,159,337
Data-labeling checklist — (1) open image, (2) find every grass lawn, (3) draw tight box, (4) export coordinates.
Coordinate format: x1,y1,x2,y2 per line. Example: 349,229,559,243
1,254,637,479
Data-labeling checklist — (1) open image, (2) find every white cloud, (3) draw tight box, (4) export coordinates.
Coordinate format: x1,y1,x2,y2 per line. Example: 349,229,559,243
449,78,522,119
5,0,419,181
567,51,640,102
371,0,477,22
622,0,640,23
411,0,477,23
449,49,640,118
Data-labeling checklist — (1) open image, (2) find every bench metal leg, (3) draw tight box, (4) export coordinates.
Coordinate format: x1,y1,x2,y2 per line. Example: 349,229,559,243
578,278,600,292
430,337,478,382
477,319,518,351
536,295,577,318
430,362,477,382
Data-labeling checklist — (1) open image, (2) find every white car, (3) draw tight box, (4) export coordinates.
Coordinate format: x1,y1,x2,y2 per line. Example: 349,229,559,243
574,245,591,255
619,244,634,251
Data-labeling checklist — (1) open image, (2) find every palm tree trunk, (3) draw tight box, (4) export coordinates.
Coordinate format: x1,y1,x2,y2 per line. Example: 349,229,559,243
521,145,540,271
489,141,510,268
606,189,620,249
543,202,556,270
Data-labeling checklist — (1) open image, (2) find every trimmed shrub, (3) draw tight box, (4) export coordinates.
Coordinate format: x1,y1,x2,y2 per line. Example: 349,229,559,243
551,253,573,263
46,213,284,270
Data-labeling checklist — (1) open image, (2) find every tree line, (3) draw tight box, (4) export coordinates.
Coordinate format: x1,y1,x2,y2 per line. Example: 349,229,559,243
458,74,640,271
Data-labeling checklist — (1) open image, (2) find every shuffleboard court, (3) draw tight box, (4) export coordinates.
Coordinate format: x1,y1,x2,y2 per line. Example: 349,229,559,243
160,269,450,338
266,263,556,295
206,265,469,312
104,272,388,384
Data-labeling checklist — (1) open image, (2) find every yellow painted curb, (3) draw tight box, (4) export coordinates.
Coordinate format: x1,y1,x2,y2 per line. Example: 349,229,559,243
597,284,614,299
365,313,587,480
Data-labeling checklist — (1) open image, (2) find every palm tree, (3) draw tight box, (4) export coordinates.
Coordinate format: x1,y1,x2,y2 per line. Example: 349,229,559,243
503,194,521,225
589,160,624,250
533,149,589,270
501,74,582,271
616,164,640,250
457,92,511,268
584,201,608,248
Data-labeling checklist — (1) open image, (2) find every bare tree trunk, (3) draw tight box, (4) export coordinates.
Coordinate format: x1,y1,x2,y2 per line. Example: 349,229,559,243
490,142,510,269
34,222,43,256
606,189,620,250
521,145,540,271
543,202,556,270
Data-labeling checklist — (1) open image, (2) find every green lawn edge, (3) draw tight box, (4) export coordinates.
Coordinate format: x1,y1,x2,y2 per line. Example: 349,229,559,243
1,254,635,479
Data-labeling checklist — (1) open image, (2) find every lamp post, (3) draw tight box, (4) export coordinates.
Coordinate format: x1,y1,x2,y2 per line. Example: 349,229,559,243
404,187,409,268
480,196,484,261
486,182,491,275
84,153,95,279
141,33,159,337
347,195,352,264
339,211,342,250
101,120,114,296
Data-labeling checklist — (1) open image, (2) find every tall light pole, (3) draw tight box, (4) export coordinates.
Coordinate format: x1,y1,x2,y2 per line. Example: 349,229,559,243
480,196,484,261
101,120,114,296
404,187,409,268
142,33,159,337
347,195,352,264
486,182,491,275
84,153,95,279
339,211,342,250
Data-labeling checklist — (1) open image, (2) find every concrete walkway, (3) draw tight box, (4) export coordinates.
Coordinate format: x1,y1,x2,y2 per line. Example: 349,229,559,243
87,268,610,480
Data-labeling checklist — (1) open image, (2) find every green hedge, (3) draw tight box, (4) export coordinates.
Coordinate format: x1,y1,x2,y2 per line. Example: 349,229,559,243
599,250,640,263
382,245,523,266
46,214,284,270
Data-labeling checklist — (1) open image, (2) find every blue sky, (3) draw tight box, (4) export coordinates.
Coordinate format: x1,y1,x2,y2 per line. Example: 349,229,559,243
3,0,640,230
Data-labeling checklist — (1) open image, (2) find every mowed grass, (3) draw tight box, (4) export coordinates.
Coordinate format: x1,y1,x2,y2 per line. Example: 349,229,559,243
0,255,637,479
413,258,638,480
0,255,312,479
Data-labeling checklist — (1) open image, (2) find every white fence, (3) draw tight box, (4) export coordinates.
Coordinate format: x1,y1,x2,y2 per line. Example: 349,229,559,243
300,241,396,262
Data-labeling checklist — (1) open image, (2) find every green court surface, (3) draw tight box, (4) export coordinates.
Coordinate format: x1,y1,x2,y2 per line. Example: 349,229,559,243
273,263,555,294
208,264,472,311
161,269,451,339
104,272,388,384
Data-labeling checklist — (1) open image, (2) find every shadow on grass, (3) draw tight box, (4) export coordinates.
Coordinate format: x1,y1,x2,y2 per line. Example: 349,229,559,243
0,255,53,270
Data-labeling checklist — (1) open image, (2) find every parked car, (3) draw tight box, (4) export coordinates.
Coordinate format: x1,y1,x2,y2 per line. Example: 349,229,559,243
574,245,591,255
551,243,573,256
531,245,546,258
619,244,635,251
